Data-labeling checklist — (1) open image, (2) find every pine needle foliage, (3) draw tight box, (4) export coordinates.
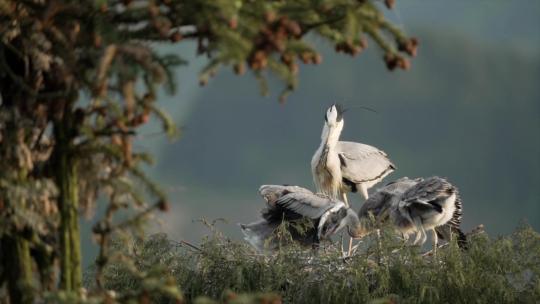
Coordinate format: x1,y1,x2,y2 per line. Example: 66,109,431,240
90,224,540,304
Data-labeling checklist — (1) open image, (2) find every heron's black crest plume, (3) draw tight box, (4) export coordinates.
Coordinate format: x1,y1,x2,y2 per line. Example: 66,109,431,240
331,103,345,122
343,104,378,114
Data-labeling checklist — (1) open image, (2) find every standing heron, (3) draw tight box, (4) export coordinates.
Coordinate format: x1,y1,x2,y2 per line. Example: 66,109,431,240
356,176,466,253
311,104,395,206
240,185,363,252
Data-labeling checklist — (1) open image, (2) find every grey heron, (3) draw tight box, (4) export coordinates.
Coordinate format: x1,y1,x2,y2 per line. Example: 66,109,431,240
311,104,395,205
356,176,466,253
240,185,362,252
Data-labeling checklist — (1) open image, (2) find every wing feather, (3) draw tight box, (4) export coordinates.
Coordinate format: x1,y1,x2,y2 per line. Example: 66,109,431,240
359,177,419,219
336,141,395,183
275,192,336,219
258,184,314,207
402,177,455,204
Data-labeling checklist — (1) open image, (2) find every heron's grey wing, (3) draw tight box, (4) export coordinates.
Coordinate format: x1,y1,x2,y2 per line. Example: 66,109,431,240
402,199,443,213
402,177,455,204
258,185,314,206
358,191,394,219
358,177,420,218
336,141,395,183
400,177,461,223
381,177,422,195
239,220,279,252
258,185,313,197
274,192,336,219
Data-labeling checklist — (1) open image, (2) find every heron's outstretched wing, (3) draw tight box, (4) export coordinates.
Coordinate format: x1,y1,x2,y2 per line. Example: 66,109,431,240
258,185,313,206
274,192,338,220
259,185,313,196
336,141,395,183
239,220,279,252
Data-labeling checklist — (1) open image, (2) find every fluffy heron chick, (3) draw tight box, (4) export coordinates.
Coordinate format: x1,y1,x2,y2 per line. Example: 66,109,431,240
311,104,395,204
356,176,465,250
240,185,362,252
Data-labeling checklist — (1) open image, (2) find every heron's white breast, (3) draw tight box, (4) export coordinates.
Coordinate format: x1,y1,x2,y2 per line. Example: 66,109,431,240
421,193,457,230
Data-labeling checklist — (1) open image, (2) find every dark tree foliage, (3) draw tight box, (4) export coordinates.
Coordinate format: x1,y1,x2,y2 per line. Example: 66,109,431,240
0,0,416,302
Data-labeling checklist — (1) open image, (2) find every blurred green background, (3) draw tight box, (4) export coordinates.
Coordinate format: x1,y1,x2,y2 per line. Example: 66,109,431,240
82,0,540,266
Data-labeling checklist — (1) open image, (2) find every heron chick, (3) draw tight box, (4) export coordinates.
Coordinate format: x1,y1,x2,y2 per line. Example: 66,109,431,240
311,104,395,205
356,176,466,252
240,185,363,252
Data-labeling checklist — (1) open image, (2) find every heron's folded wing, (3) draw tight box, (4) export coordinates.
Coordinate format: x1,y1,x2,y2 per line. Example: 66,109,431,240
258,185,314,208
382,177,422,194
358,178,420,220
359,191,393,218
402,176,455,203
403,199,443,213
274,192,336,219
336,141,395,183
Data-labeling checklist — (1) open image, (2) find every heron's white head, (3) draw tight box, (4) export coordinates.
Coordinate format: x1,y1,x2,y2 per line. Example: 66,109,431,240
319,207,347,239
319,207,360,239
319,104,345,145
324,104,345,129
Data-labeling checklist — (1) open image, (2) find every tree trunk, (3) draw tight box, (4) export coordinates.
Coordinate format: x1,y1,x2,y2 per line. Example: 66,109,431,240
53,113,82,291
1,236,35,304
0,108,36,303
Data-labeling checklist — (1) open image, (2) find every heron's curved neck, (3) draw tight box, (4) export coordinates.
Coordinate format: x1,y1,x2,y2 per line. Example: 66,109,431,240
348,216,370,238
320,124,342,148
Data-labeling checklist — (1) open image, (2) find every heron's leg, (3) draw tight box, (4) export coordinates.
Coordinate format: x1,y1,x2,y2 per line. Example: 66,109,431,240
341,191,352,257
375,229,383,252
412,217,427,246
419,226,427,246
359,184,369,201
341,192,349,207
347,237,353,257
413,230,422,245
340,233,345,258
431,229,438,256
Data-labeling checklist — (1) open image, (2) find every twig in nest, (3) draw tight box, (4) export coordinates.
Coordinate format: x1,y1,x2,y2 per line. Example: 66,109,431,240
176,239,202,252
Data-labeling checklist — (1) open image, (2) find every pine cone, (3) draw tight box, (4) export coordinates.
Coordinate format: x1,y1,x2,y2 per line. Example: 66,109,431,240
385,0,396,9
384,53,398,70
